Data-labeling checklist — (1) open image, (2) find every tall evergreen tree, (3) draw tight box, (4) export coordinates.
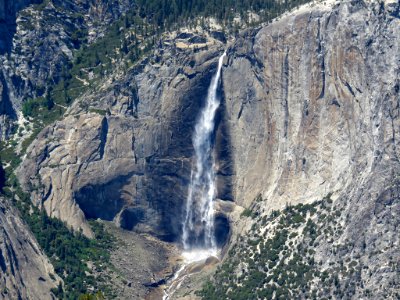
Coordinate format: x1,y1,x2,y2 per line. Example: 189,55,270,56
0,159,5,192
45,92,54,110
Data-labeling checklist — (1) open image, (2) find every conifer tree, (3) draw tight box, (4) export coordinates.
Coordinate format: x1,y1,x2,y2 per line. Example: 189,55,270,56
0,159,5,192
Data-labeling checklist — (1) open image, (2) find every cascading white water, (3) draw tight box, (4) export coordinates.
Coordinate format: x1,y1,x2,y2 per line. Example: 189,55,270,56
182,52,226,254
163,52,226,300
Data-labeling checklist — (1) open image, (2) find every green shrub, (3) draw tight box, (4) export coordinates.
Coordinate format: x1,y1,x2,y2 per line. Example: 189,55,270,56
241,208,254,218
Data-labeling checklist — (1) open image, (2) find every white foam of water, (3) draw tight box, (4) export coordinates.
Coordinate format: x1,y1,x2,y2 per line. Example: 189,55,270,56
163,249,220,300
182,248,218,263
164,51,226,300
182,52,226,252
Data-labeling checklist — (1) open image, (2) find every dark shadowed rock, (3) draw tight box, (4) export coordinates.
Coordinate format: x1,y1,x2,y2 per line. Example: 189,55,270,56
18,37,226,239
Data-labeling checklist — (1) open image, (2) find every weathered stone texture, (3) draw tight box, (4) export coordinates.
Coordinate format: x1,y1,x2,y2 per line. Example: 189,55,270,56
18,39,225,239
0,198,60,300
222,0,399,297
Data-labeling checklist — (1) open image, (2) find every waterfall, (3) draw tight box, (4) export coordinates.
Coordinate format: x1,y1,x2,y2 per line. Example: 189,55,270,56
182,52,226,253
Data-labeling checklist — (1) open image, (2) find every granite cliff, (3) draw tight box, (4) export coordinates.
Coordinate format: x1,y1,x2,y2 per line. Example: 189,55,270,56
1,0,399,298
0,197,60,299
18,35,227,239
205,0,400,298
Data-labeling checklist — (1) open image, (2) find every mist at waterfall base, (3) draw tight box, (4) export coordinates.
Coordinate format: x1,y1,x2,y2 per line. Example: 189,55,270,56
162,52,226,300
181,52,226,263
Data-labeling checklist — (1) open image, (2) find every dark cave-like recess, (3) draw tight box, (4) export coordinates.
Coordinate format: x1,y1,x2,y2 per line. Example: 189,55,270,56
214,214,230,248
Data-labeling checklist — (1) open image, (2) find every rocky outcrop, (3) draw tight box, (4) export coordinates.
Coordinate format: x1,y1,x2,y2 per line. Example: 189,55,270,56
0,197,60,299
18,35,225,238
0,0,40,54
0,71,17,139
0,0,134,140
0,0,38,139
19,0,399,236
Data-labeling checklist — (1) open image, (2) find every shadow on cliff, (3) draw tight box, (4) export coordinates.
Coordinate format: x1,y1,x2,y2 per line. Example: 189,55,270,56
73,173,133,221
141,62,226,242
212,74,235,248
0,71,16,120
215,83,235,202
0,0,42,54
72,51,234,245
139,54,234,244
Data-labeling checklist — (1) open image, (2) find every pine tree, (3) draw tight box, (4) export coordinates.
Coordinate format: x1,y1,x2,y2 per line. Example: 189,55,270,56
45,92,54,110
57,282,63,297
121,39,128,54
0,159,5,192
124,15,130,29
94,51,100,66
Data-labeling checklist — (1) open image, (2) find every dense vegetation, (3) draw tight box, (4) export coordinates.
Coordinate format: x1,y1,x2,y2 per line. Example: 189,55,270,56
197,194,372,300
1,177,115,299
136,0,311,30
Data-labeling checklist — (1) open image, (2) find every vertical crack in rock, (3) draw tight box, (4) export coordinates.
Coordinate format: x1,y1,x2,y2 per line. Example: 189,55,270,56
317,18,326,100
283,48,290,138
99,117,109,160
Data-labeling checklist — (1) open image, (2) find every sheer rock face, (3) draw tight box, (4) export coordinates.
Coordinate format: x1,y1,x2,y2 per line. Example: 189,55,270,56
224,0,399,210
0,198,60,300
18,39,225,239
221,0,399,297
